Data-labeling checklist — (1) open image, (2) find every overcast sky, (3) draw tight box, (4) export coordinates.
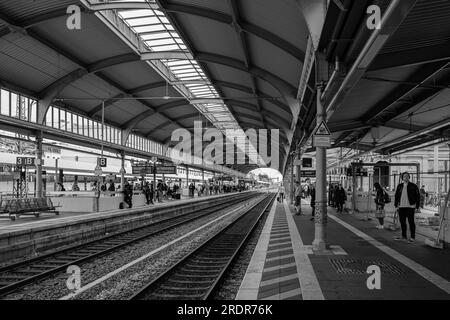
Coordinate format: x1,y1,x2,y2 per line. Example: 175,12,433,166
249,168,283,182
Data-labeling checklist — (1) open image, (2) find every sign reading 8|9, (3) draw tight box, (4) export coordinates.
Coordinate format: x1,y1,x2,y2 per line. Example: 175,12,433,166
16,157,35,166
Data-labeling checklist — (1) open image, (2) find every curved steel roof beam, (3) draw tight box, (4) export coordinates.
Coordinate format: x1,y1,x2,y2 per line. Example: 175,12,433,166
158,2,305,61
145,121,173,138
122,99,190,136
39,53,143,119
88,53,139,73
195,52,297,99
0,2,304,62
227,100,291,129
128,79,292,116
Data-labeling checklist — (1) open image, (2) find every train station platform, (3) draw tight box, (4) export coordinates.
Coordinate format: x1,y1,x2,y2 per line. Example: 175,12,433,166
238,198,450,300
0,191,256,264
0,193,230,232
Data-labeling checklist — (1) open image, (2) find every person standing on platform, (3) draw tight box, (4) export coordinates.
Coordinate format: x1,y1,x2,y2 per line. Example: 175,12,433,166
394,172,420,242
157,181,163,203
123,181,133,209
278,184,285,202
108,180,115,196
419,185,426,209
374,182,387,229
309,183,316,221
144,182,154,205
335,184,347,213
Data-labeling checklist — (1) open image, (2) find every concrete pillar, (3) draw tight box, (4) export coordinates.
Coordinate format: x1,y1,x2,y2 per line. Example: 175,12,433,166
35,131,43,198
312,83,328,251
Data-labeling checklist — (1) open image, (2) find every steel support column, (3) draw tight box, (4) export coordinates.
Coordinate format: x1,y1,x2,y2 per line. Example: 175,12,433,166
36,131,43,198
120,151,125,192
186,165,189,188
312,83,328,251
290,155,295,205
296,150,302,214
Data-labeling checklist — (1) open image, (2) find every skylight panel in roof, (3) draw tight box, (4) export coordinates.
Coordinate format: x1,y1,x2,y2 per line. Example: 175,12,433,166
178,76,204,81
119,10,150,19
148,44,181,51
130,22,165,31
140,32,172,39
190,90,212,94
134,27,165,34
167,60,191,66
172,67,196,73
193,94,215,98
146,38,176,47
170,66,196,71
127,17,162,26
185,84,207,89
160,17,170,24
112,0,261,164
176,72,204,78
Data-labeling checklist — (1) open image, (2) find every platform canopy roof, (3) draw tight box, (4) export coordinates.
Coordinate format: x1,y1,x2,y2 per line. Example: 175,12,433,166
1,0,449,175
0,0,327,175
298,0,450,167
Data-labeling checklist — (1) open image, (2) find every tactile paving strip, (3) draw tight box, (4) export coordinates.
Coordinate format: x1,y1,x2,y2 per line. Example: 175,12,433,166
329,258,409,275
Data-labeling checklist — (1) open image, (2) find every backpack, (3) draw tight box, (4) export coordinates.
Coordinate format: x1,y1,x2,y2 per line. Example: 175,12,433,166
383,191,391,204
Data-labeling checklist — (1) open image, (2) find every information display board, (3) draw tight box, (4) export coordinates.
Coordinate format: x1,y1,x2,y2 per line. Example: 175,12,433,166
156,165,177,174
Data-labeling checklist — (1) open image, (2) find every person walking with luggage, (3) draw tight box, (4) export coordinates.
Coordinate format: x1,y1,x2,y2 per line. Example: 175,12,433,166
394,172,420,242
374,182,389,229
334,184,347,213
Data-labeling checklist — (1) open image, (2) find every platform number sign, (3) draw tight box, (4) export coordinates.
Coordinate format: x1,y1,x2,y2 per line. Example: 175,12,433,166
98,158,107,168
16,157,35,166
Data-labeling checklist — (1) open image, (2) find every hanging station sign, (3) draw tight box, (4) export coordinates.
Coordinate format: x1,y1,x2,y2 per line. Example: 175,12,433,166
156,165,177,175
131,165,154,175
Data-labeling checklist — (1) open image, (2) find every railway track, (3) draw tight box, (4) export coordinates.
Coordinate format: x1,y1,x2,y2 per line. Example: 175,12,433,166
130,194,276,300
0,193,257,298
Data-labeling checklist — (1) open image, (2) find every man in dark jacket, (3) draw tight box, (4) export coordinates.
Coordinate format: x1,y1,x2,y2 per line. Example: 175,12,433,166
334,184,347,213
123,181,133,208
394,172,420,242
310,183,316,221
